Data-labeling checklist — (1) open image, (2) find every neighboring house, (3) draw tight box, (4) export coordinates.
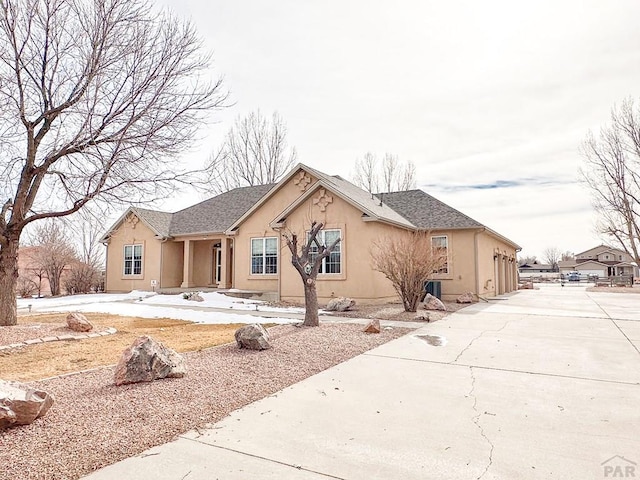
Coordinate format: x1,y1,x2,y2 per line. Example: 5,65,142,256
100,164,521,303
518,262,555,275
17,246,71,297
559,245,639,278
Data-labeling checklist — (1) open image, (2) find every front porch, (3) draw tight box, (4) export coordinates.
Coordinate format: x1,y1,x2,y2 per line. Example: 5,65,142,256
175,236,234,289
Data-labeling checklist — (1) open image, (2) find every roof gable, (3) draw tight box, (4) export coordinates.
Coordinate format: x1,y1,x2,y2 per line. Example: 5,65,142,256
576,244,627,257
100,206,172,242
226,163,415,232
268,178,415,230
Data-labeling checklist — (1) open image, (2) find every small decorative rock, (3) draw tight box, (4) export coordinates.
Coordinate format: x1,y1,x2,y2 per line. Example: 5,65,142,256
422,293,446,311
414,313,430,322
114,336,185,386
325,297,356,312
456,292,475,304
66,312,93,332
189,293,204,302
519,282,534,290
363,319,380,334
0,380,54,429
235,324,271,350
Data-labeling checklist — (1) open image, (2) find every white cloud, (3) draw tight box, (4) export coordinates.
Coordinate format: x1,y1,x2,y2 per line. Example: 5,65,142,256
151,0,640,258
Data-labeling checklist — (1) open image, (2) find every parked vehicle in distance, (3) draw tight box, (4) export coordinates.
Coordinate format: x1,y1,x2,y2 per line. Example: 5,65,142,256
566,271,580,282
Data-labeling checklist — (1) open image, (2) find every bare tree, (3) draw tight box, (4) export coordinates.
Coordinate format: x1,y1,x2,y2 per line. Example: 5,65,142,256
543,247,562,272
0,0,226,325
28,221,76,296
517,255,538,266
352,152,416,193
561,251,574,261
581,98,640,269
205,111,297,194
371,230,448,312
282,221,340,327
352,152,379,194
65,261,101,294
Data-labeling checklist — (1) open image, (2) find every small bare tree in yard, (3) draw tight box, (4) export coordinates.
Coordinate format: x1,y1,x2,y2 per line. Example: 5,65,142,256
352,152,417,193
28,221,76,296
543,247,562,272
371,230,448,312
64,209,104,293
205,111,297,194
283,222,340,327
0,0,226,325
581,98,640,268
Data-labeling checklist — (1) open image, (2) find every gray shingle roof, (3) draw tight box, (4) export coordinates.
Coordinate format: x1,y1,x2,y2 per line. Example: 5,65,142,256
377,190,483,230
131,207,173,237
169,184,275,235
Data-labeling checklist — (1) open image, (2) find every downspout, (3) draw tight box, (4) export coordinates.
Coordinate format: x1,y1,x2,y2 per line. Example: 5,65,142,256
474,228,486,300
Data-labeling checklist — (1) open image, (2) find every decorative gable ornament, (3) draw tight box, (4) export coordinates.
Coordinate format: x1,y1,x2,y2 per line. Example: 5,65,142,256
293,171,312,191
313,189,333,212
125,213,140,229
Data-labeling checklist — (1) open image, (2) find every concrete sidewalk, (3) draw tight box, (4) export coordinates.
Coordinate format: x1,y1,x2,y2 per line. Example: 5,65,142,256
84,284,640,480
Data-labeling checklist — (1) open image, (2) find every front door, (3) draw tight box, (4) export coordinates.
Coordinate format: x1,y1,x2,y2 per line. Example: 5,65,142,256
213,247,222,285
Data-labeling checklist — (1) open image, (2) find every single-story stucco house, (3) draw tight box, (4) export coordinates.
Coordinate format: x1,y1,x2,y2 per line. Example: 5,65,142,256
100,164,521,303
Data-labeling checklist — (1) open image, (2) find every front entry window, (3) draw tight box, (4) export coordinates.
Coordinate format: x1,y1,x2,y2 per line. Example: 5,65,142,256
124,244,142,275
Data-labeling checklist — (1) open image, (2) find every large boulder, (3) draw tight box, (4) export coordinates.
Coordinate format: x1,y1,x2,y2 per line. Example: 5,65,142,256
114,336,186,386
363,319,381,334
66,312,93,332
456,292,475,304
422,293,446,311
0,380,54,429
325,297,356,312
235,324,271,350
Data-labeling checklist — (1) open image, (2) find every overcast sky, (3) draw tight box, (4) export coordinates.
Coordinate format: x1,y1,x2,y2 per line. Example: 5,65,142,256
157,0,640,260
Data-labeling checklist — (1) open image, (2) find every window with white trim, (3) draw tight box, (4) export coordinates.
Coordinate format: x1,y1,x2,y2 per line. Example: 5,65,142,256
308,229,341,274
251,237,278,274
431,235,449,274
124,244,143,275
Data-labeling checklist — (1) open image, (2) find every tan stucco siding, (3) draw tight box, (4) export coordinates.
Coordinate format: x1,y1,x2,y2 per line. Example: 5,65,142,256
431,229,477,300
476,231,518,297
105,217,162,293
275,185,400,304
192,240,214,286
232,174,317,293
161,241,184,288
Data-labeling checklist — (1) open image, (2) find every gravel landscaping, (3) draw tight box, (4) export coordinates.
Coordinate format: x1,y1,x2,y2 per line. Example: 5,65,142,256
0,323,410,480
0,322,77,346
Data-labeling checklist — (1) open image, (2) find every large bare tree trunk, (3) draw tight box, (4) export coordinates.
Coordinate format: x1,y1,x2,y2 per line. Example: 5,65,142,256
283,221,340,327
303,280,319,327
0,235,20,326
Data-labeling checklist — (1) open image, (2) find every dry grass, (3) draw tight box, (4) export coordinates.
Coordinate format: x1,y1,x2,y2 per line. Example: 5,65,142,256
587,286,640,294
0,313,251,382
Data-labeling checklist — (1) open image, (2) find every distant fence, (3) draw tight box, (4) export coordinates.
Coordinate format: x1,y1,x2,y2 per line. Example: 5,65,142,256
519,274,635,286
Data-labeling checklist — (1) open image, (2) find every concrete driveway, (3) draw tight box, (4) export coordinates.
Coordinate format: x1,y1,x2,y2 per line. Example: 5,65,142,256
84,284,640,480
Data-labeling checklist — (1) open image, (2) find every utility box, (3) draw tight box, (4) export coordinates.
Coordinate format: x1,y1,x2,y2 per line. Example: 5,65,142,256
424,280,442,300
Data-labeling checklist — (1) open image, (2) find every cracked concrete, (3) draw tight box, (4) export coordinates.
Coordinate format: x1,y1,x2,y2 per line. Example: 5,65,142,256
84,284,640,480
467,366,494,480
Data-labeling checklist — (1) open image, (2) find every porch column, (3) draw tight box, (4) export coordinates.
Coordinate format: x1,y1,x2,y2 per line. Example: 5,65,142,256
181,239,195,288
218,237,233,289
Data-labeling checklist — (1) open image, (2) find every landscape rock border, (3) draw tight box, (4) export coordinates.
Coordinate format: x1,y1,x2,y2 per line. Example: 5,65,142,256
0,327,117,352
